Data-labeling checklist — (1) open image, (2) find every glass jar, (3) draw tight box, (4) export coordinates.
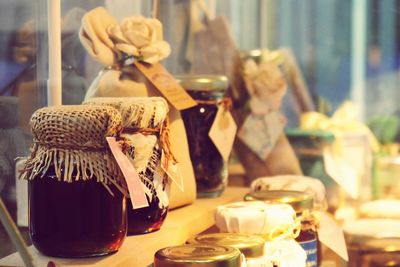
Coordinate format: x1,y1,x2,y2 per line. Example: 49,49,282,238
245,190,319,267
22,105,127,257
154,244,242,267
29,166,126,257
178,75,230,198
187,233,271,267
84,97,171,235
343,219,400,267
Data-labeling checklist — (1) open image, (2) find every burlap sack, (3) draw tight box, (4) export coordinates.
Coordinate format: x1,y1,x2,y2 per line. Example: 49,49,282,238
80,8,196,209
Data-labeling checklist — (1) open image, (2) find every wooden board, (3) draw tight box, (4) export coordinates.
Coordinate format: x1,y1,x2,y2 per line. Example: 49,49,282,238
0,187,249,267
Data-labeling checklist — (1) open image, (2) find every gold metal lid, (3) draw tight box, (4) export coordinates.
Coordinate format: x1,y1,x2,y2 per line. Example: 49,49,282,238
175,75,228,92
187,233,265,258
154,244,241,267
244,190,314,213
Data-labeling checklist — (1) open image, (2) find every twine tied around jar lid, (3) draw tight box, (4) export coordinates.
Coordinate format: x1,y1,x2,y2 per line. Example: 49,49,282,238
19,105,128,196
196,97,232,111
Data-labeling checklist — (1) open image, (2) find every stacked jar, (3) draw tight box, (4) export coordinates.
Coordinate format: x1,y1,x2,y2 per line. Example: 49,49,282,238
244,190,320,267
21,105,127,257
215,201,307,266
177,75,230,198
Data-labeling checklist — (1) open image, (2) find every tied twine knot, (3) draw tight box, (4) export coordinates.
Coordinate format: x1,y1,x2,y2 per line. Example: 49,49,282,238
123,117,177,164
196,97,232,111
266,210,320,241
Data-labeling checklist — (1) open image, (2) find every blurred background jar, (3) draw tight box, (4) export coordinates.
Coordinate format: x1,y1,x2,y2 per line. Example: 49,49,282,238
177,75,230,198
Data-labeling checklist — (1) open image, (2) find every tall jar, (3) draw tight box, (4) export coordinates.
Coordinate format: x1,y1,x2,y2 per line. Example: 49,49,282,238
21,105,127,257
177,75,230,198
245,190,320,267
154,244,242,267
84,97,171,235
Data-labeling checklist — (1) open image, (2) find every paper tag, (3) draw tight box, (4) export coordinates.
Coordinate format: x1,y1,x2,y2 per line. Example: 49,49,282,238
106,137,149,209
323,146,358,199
134,61,197,110
318,212,349,262
161,150,184,192
237,111,285,161
208,106,237,162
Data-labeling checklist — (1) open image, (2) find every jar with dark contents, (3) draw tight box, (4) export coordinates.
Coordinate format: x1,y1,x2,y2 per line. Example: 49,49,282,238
84,97,171,235
178,75,230,198
245,190,320,267
21,105,127,257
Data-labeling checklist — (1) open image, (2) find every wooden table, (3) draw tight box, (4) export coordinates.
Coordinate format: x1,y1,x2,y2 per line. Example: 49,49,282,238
0,187,249,267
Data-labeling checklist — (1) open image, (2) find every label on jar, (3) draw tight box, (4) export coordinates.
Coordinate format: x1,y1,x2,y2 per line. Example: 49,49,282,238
106,137,149,209
208,106,237,162
134,61,197,111
299,238,318,267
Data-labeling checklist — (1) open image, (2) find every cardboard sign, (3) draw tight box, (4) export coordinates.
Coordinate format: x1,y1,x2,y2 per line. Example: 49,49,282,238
318,212,349,262
208,106,237,162
134,61,197,111
237,111,285,161
161,150,184,192
106,137,149,209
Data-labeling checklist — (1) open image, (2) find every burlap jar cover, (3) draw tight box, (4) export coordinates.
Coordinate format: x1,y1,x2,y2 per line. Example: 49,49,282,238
84,97,172,213
80,7,196,209
20,105,127,194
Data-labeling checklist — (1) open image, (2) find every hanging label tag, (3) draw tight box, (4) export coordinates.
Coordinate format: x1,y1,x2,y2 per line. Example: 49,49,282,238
208,106,237,162
323,146,359,199
134,61,197,111
106,137,149,209
237,111,285,161
317,212,349,262
161,150,184,192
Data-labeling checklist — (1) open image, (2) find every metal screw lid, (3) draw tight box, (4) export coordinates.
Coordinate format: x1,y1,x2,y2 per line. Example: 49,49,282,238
187,233,265,258
244,190,314,213
175,75,228,92
154,244,241,267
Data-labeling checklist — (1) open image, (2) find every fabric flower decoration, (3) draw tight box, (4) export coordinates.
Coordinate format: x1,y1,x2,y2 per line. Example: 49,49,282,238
107,16,171,64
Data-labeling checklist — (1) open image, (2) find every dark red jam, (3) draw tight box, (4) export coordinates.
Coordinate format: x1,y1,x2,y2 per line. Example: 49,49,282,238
127,197,168,235
29,166,127,258
181,89,228,198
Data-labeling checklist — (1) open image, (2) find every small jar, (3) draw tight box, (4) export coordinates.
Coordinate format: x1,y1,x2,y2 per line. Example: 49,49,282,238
154,244,242,267
22,105,127,257
84,97,171,235
177,75,230,198
343,219,400,267
187,233,272,267
245,190,319,267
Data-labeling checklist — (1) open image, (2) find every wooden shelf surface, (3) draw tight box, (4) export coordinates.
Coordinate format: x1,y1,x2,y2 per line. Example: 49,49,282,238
0,187,249,267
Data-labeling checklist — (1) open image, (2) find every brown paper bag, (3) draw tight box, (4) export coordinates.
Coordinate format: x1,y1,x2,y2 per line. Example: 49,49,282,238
187,1,302,183
80,7,196,209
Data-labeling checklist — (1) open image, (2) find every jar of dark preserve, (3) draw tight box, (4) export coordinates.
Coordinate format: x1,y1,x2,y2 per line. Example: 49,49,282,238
244,190,320,267
84,97,171,235
177,75,230,198
21,105,127,257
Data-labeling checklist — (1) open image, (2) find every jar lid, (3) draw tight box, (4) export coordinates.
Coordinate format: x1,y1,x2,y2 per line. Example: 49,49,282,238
154,244,241,267
187,233,265,258
215,201,296,237
244,190,314,213
175,75,228,92
250,176,326,211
